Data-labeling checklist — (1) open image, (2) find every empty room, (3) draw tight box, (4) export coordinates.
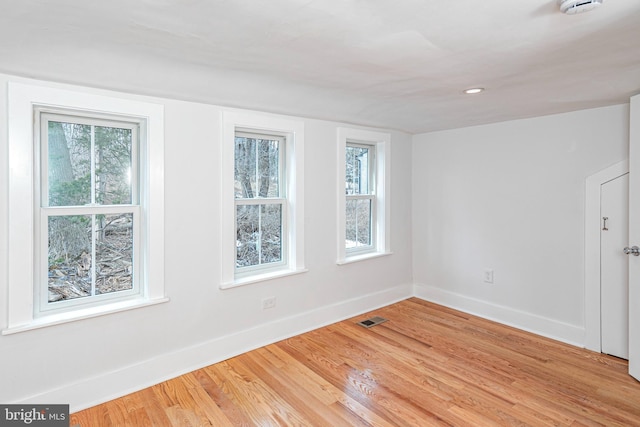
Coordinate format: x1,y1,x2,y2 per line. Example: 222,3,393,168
2,0,640,425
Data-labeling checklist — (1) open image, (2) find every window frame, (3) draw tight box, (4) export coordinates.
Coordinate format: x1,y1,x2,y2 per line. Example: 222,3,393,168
337,128,391,264
234,130,288,278
345,141,377,255
4,82,167,334
35,109,144,316
221,111,306,289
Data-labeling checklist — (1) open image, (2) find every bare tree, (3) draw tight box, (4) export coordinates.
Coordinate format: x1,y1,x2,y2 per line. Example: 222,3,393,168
48,122,74,185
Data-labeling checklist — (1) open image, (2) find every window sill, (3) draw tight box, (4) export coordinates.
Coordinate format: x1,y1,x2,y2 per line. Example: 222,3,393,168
220,268,309,290
1,297,170,335
337,251,393,265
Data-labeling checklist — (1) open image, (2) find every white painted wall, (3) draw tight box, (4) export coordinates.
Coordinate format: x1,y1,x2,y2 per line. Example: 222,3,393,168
0,74,414,410
412,105,629,345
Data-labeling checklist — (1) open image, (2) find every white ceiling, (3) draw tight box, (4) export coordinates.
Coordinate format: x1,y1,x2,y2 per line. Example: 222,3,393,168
1,0,639,134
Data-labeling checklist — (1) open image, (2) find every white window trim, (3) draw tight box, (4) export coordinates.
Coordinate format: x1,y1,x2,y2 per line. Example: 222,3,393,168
35,110,143,316
337,128,391,264
221,110,306,289
4,82,167,334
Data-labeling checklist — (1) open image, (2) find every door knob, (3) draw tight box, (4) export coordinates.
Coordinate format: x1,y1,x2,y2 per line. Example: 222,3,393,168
624,246,640,256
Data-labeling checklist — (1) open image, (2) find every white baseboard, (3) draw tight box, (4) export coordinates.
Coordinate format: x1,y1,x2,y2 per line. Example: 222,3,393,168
413,283,585,347
18,283,412,412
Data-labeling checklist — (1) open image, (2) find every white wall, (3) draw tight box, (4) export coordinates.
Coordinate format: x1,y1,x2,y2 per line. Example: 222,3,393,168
412,105,629,345
0,75,414,410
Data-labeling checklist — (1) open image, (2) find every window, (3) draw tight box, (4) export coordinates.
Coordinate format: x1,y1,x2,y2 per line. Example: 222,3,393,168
5,82,166,334
36,111,141,314
345,143,375,252
235,131,286,274
337,128,391,264
221,111,306,288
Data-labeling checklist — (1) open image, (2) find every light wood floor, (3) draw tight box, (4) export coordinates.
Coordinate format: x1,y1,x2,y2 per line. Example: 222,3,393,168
71,298,640,426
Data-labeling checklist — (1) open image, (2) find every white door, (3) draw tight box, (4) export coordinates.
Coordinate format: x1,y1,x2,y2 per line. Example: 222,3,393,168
628,93,640,381
601,174,629,359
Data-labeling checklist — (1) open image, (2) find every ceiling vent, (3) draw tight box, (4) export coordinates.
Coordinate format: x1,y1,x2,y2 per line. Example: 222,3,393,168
558,0,604,14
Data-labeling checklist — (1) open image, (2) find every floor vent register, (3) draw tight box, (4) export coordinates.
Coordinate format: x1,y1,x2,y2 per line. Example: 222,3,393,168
357,316,388,328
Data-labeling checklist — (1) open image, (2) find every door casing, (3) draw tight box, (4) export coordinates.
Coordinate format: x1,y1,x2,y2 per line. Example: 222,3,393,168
584,160,628,352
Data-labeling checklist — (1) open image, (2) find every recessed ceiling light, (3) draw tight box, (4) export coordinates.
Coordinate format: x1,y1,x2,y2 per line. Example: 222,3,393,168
558,0,604,15
464,88,484,95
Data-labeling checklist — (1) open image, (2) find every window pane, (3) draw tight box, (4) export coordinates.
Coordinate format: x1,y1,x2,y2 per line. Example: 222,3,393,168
236,204,259,267
235,136,280,199
236,204,283,268
345,145,370,195
260,204,282,264
48,215,92,302
95,213,133,295
48,121,133,207
346,199,358,248
356,199,372,246
48,213,135,303
48,122,91,206
95,126,133,205
258,139,280,198
346,199,371,249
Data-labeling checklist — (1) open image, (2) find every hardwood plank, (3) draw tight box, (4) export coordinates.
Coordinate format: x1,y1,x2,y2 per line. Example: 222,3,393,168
237,350,350,426
69,399,110,427
207,358,312,425
191,368,255,426
71,298,640,426
264,345,399,427
137,388,173,427
323,324,474,426
185,378,235,426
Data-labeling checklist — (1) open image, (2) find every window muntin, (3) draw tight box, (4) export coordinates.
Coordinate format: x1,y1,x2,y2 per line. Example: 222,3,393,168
345,143,375,252
234,131,286,274
37,112,142,314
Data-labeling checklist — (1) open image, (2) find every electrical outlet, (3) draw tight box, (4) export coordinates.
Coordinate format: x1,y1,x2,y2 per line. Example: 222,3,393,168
483,269,494,284
262,296,276,310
